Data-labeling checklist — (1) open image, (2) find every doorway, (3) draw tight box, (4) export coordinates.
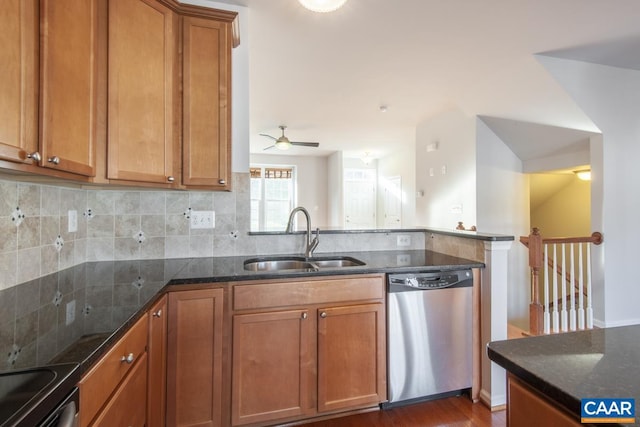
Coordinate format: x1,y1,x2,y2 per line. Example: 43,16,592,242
344,168,376,229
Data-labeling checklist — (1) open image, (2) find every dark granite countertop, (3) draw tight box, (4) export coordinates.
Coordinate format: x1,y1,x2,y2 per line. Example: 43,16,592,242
488,326,640,425
1,250,482,377
250,226,515,242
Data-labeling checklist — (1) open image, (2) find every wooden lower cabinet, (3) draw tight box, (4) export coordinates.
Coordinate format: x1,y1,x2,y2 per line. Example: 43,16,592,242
167,288,225,427
90,352,148,427
317,303,386,413
507,374,583,427
231,274,387,426
78,315,148,427
231,309,314,425
147,295,168,427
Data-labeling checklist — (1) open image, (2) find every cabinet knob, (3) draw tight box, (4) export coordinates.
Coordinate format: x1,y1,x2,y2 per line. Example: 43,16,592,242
120,353,135,364
218,179,226,185
301,312,308,320
167,176,175,183
320,312,327,318
153,309,162,318
27,152,41,162
47,156,60,165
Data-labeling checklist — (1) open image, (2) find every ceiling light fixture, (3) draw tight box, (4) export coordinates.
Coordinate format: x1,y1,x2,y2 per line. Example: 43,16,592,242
574,169,591,181
298,0,348,13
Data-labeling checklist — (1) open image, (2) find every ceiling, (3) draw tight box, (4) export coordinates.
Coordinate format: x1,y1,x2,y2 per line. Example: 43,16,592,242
211,0,640,160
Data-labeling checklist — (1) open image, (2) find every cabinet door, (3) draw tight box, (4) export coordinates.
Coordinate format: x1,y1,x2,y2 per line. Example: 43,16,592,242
0,0,38,164
508,374,583,427
317,303,386,413
40,0,98,176
90,352,148,427
147,295,167,427
232,309,314,426
182,16,232,190
108,0,179,185
167,288,224,427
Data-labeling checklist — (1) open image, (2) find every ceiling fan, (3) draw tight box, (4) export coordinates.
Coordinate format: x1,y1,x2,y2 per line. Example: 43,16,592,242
259,125,320,151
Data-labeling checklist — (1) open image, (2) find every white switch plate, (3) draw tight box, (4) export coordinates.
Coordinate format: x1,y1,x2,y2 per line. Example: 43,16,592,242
190,211,215,229
441,165,447,175
68,210,78,232
66,300,76,326
397,235,411,247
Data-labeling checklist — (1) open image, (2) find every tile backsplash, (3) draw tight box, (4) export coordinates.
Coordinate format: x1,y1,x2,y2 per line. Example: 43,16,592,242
0,173,426,291
0,173,250,291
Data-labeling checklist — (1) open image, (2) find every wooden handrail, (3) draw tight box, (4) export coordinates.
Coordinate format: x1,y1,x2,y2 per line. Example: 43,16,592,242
520,228,603,335
520,231,603,247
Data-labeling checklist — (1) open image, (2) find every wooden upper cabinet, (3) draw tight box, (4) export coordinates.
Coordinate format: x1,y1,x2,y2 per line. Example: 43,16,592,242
182,16,232,190
107,0,179,185
0,0,38,164
40,0,98,177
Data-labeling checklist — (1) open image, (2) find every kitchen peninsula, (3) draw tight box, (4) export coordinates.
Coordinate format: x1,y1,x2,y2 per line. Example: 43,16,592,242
488,326,640,426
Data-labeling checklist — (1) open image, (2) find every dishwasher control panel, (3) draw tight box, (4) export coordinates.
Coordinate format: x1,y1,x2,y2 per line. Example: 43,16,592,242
388,270,472,291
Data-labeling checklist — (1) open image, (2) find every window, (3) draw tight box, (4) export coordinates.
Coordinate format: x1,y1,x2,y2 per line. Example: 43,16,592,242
250,166,296,231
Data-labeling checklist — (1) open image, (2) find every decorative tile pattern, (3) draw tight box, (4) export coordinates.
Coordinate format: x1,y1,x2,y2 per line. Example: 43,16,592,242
0,173,430,293
11,207,25,226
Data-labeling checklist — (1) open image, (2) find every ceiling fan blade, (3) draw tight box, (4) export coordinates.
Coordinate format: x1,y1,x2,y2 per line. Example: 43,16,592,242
291,141,320,147
259,133,277,141
263,144,276,151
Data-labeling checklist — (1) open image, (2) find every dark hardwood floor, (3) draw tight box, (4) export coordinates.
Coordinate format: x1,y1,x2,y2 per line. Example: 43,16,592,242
301,396,507,427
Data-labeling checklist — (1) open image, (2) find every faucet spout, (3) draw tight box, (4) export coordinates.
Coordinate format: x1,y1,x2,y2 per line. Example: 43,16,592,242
286,207,320,257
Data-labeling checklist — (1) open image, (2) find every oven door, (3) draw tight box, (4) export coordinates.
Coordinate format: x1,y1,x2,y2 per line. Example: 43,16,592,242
39,387,79,427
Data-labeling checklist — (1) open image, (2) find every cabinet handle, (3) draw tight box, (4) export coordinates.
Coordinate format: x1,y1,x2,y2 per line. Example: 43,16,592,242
218,179,226,185
47,156,60,165
320,312,327,318
167,176,175,183
301,312,308,320
27,152,41,162
153,309,162,318
120,353,135,364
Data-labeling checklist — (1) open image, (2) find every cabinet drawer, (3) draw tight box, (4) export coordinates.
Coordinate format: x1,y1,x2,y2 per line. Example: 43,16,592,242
233,274,385,311
90,352,148,427
79,314,147,426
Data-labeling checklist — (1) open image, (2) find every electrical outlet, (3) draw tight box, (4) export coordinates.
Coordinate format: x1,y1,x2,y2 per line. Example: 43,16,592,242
397,235,411,247
396,254,411,266
68,210,78,232
190,211,215,229
65,300,76,326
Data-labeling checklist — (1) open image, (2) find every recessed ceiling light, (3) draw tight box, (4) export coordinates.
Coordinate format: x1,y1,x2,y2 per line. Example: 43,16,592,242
379,105,388,113
298,0,348,13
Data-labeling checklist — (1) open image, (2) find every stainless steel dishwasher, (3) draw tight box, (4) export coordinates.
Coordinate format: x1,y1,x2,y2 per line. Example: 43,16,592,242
384,270,473,408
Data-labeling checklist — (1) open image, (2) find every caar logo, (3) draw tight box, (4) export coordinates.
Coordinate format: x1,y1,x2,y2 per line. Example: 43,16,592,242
581,398,635,423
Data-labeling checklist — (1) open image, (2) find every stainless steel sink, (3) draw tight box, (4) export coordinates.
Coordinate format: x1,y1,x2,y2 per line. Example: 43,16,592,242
243,257,316,272
243,256,365,272
307,256,366,268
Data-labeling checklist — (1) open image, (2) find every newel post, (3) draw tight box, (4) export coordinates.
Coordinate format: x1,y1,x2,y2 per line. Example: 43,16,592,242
528,228,544,335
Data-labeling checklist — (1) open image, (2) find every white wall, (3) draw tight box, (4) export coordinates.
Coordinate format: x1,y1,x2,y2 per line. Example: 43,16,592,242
327,152,344,227
537,55,640,327
476,118,531,328
250,154,329,227
415,109,476,229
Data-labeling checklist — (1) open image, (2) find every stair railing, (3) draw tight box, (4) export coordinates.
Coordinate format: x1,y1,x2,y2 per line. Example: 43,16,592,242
520,228,603,335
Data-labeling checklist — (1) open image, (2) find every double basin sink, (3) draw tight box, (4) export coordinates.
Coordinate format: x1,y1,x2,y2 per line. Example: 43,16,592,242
244,256,365,272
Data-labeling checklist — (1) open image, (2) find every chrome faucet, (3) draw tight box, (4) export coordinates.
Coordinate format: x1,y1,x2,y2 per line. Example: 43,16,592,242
285,206,319,258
